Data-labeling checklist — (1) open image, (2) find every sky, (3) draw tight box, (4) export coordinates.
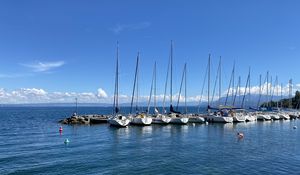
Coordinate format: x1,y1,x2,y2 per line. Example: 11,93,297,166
0,0,300,104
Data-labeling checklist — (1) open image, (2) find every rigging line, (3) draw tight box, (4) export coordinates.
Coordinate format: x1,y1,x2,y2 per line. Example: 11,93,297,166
176,63,186,111
130,53,139,114
257,72,268,108
147,62,156,115
197,58,208,113
241,68,250,108
211,58,221,106
162,52,171,114
225,63,235,106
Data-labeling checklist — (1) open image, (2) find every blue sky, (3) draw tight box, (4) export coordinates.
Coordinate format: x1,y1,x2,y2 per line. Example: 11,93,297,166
0,0,300,104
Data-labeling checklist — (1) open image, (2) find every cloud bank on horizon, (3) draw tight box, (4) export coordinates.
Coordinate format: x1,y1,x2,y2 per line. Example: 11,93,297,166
0,83,298,104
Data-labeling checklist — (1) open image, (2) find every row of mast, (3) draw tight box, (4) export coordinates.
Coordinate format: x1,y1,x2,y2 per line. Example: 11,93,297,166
113,41,295,115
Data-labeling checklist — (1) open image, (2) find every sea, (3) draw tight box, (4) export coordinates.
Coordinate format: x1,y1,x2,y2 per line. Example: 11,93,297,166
0,106,300,175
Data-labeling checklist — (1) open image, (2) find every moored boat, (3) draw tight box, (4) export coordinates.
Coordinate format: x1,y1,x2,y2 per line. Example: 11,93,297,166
108,114,130,127
188,114,205,123
256,113,271,121
206,113,233,123
169,113,189,124
108,42,130,127
130,113,152,125
152,113,171,124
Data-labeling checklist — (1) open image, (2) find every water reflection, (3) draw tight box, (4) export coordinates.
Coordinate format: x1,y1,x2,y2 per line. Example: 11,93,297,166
169,124,189,136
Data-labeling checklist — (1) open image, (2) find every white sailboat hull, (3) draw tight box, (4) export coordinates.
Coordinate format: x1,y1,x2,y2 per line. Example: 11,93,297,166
108,115,130,127
168,113,189,124
169,117,189,124
206,115,233,123
233,115,246,122
245,115,257,122
152,114,171,124
269,114,280,120
131,116,152,125
257,114,271,121
188,116,205,123
278,113,290,120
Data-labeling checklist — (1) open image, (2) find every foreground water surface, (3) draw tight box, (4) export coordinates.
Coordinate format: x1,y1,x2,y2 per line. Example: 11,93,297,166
0,107,300,175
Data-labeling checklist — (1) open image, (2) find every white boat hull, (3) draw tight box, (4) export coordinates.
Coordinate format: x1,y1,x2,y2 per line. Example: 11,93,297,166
278,113,290,120
206,115,233,123
245,115,256,122
169,117,189,124
233,115,246,122
152,114,171,124
256,114,271,121
269,114,280,120
108,115,130,127
131,116,152,125
188,116,205,123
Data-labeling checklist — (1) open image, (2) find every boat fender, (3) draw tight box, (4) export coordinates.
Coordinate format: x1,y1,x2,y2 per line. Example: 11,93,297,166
205,121,208,125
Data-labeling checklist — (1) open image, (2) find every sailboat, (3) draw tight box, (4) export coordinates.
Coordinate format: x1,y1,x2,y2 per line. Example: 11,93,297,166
256,71,271,121
168,41,189,124
149,62,171,124
231,66,246,122
206,55,233,123
186,63,205,123
268,76,280,120
129,53,152,125
108,43,130,127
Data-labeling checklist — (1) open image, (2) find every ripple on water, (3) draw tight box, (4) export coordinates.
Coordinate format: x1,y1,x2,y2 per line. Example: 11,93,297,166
1,107,300,175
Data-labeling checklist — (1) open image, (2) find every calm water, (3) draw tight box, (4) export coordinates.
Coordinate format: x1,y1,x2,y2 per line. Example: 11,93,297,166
1,107,300,175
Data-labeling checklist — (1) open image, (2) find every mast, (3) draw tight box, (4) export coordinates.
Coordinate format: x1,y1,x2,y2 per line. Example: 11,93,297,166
185,63,187,114
289,79,293,108
248,67,251,108
113,42,119,115
257,74,262,109
232,61,235,104
241,67,250,108
147,62,156,114
207,54,211,112
211,57,221,106
163,52,171,114
130,53,139,114
197,59,208,113
238,76,241,106
270,76,273,108
281,83,283,108
266,71,269,108
219,57,221,107
232,75,240,107
170,40,173,107
136,52,139,112
225,62,235,106
154,62,157,112
276,76,279,109
75,97,78,115
176,63,186,111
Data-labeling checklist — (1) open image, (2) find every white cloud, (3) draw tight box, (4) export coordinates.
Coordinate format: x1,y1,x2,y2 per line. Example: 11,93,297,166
21,61,65,72
110,22,151,34
0,82,299,105
220,82,298,99
0,87,110,104
97,88,108,98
